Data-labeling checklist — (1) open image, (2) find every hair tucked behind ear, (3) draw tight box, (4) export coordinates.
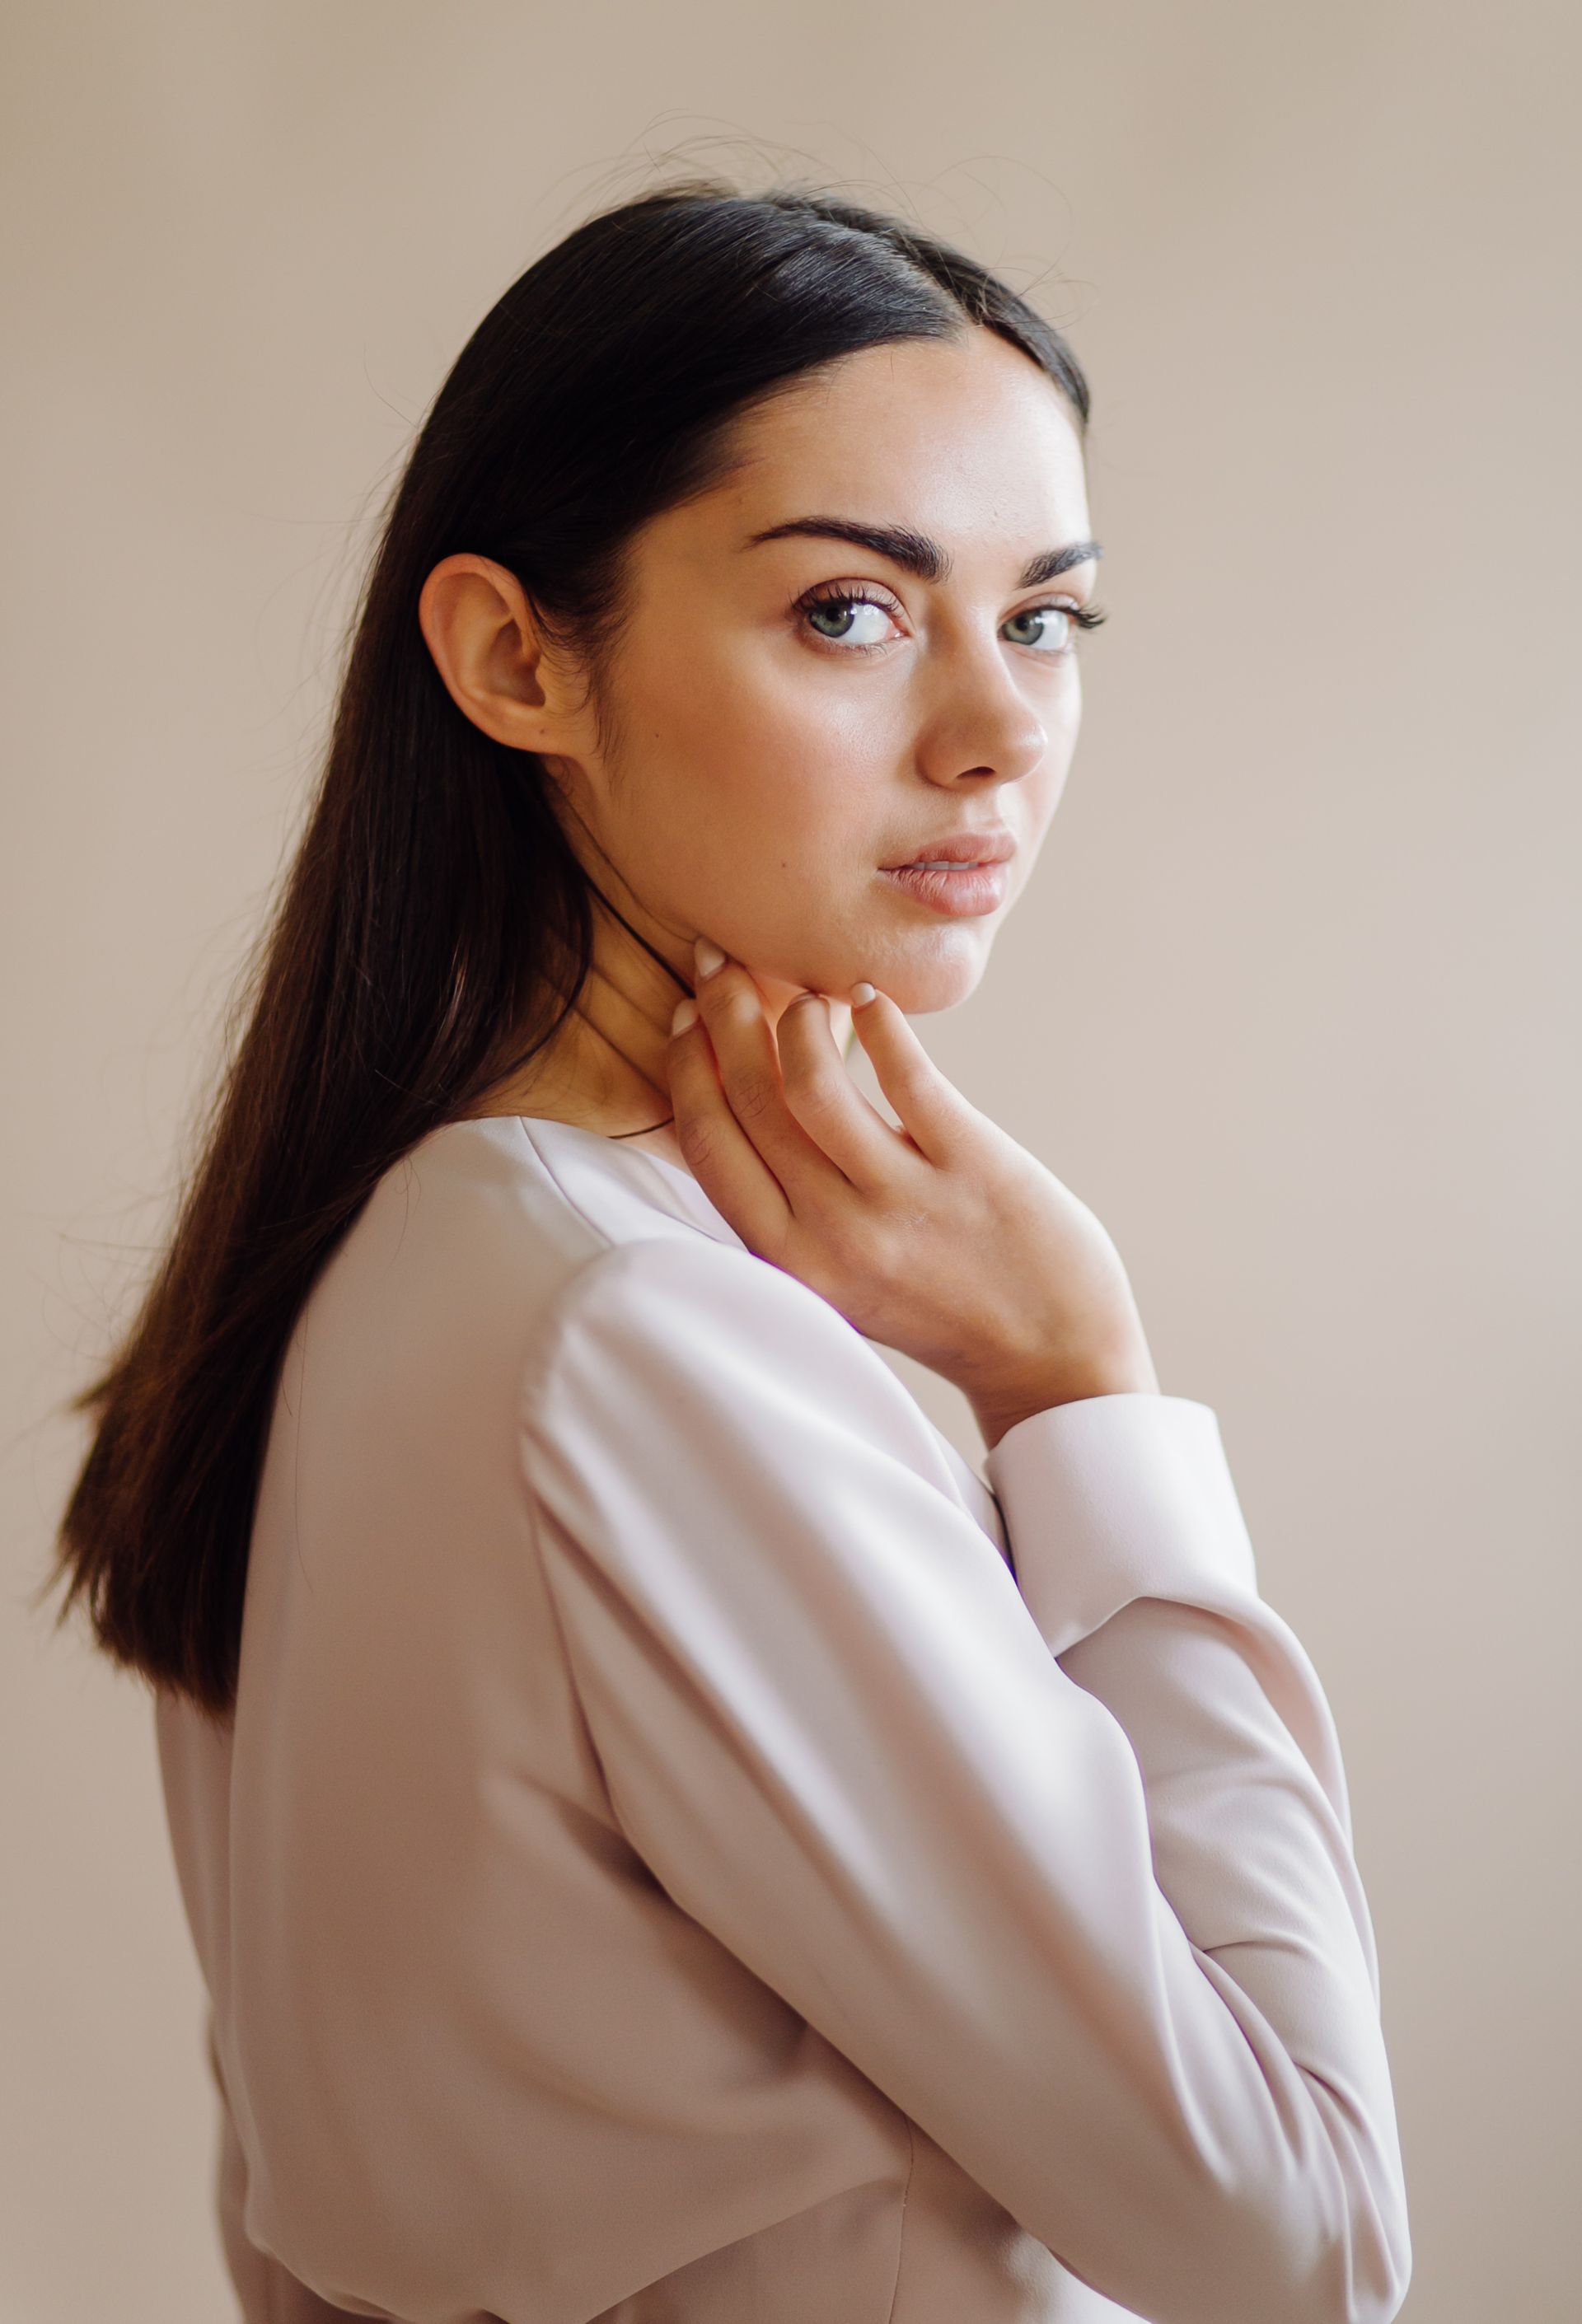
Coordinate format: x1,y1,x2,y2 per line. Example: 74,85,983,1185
43,175,1091,1718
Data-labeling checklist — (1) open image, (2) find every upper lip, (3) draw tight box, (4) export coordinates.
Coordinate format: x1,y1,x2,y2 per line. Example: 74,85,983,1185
882,827,1018,870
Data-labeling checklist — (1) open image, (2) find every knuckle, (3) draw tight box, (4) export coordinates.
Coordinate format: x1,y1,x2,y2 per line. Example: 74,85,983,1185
705,963,759,1016
675,1114,721,1175
782,1056,842,1118
701,980,765,1043
889,1062,935,1112
727,1064,777,1125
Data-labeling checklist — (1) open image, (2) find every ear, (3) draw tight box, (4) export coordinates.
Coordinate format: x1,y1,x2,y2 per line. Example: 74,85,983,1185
417,553,591,757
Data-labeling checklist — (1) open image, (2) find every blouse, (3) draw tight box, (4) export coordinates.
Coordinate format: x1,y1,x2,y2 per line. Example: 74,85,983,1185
153,1110,1411,2323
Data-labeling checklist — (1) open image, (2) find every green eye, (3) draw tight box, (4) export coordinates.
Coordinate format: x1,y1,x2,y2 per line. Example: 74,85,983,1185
801,593,897,648
808,601,859,638
1002,606,1072,652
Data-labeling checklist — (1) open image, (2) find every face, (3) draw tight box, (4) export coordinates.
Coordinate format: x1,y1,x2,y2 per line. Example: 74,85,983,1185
557,326,1097,1015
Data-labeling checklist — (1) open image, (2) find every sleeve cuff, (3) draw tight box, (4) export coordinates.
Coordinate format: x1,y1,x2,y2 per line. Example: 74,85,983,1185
983,1392,1261,1658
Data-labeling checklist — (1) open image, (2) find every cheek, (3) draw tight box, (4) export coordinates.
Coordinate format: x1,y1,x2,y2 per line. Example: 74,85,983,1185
617,634,893,880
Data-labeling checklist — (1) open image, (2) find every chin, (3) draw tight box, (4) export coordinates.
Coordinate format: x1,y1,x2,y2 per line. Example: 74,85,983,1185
873,932,993,1016
755,921,993,1017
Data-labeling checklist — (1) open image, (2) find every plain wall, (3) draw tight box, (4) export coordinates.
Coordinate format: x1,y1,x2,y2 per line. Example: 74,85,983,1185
2,5,1577,2318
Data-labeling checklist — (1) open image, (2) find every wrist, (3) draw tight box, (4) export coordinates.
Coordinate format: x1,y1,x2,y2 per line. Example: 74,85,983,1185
967,1340,1161,1452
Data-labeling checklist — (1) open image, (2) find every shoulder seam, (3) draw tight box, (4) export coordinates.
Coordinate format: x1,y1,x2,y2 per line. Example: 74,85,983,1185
514,1232,981,1531
512,1231,777,1434
513,1116,618,1257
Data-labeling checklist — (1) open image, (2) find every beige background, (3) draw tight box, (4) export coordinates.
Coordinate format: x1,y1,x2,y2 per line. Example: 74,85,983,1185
3,4,1577,2318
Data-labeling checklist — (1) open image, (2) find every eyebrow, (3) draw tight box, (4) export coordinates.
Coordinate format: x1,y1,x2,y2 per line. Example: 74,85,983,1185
742,516,1102,590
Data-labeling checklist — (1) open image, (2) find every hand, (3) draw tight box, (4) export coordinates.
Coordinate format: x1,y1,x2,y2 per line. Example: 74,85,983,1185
665,946,1160,1449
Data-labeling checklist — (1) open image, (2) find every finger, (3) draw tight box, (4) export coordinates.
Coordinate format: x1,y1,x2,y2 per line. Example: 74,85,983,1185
690,956,840,1200
774,990,910,1191
666,1003,793,1254
847,985,973,1166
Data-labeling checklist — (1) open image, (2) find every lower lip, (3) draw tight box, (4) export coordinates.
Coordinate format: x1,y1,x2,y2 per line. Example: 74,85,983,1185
879,862,1010,916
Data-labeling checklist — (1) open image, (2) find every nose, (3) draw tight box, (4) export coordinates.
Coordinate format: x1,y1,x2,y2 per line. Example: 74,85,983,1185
913,638,1051,790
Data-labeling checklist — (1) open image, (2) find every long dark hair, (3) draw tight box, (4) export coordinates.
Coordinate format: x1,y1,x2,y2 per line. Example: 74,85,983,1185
44,176,1091,1718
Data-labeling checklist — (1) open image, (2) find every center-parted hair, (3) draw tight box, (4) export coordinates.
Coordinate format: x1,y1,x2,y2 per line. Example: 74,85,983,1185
48,176,1092,1716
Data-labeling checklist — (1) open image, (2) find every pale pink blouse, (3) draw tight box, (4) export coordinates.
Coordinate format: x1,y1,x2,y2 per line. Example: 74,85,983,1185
154,1111,1411,2323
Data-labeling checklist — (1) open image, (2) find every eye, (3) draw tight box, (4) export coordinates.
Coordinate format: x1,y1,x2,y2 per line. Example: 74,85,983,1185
1001,603,1074,653
797,586,904,652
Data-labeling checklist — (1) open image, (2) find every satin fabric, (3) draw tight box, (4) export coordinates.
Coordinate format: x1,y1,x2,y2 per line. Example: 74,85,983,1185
154,1112,1411,2323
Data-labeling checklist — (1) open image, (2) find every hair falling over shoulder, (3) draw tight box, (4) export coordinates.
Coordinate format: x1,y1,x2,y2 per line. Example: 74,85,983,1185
43,175,1090,1717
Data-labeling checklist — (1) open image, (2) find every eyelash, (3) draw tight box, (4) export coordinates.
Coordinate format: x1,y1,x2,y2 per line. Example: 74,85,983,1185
793,580,1107,656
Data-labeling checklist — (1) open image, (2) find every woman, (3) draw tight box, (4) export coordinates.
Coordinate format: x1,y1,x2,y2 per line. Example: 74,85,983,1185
50,181,1411,2322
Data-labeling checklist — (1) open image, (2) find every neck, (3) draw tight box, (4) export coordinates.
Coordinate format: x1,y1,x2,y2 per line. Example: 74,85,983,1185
470,880,856,1147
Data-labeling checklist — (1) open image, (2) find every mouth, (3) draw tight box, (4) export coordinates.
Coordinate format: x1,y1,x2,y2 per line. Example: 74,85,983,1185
880,828,1018,872
878,827,1016,918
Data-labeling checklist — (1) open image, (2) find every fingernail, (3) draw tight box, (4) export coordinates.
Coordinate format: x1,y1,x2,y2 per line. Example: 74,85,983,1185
671,997,699,1035
694,937,726,979
850,981,877,1007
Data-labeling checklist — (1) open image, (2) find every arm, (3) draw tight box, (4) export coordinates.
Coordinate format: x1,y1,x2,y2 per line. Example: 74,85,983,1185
521,1235,1411,2324
990,1396,1407,2307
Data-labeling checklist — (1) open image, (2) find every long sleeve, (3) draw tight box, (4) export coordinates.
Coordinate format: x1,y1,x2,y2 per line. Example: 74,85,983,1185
521,1235,1411,2324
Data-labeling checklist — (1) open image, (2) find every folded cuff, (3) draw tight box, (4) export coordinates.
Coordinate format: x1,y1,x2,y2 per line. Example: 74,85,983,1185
984,1392,1261,1658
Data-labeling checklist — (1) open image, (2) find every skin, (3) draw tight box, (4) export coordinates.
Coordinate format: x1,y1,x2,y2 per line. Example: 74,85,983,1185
419,325,1158,1446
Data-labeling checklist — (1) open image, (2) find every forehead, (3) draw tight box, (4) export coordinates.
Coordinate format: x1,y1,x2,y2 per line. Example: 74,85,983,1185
703,327,1091,558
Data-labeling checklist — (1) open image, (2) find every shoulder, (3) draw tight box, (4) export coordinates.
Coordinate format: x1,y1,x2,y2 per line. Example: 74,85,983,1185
302,1118,976,1520
529,1229,847,1375
305,1112,854,1389
278,1117,728,1458
316,1114,715,1343
522,1231,972,1504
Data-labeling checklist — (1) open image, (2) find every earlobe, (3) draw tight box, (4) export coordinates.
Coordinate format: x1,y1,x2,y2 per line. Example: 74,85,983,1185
418,552,573,754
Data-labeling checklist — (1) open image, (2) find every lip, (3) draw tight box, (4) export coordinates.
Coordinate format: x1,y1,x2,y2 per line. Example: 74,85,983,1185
877,826,1017,919
880,827,1018,871
878,860,1012,917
